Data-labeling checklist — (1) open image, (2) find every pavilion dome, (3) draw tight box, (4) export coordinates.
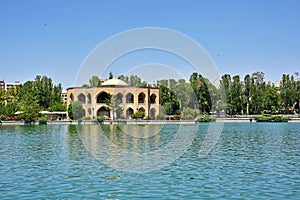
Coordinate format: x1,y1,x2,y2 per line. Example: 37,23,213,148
101,78,128,86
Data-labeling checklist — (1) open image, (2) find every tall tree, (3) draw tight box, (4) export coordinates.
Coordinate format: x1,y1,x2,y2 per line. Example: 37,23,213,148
231,75,243,114
68,101,84,120
243,74,252,114
105,95,123,120
89,76,102,87
109,71,113,79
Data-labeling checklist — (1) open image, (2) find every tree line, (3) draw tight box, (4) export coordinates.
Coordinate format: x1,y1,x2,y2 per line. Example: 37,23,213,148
0,75,66,122
1,71,299,122
158,71,299,119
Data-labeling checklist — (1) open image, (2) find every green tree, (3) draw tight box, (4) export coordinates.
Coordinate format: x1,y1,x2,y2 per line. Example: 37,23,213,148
68,101,84,120
262,83,280,112
157,80,180,115
105,95,123,120
129,75,147,87
243,74,252,114
118,75,129,84
190,73,213,113
89,76,102,87
231,75,243,114
109,71,113,79
19,94,41,123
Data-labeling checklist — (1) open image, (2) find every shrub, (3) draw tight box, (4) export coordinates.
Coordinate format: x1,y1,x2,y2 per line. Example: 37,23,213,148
38,116,48,125
38,116,48,123
131,110,145,119
173,115,181,120
97,115,106,123
253,115,290,122
197,115,216,122
157,112,166,120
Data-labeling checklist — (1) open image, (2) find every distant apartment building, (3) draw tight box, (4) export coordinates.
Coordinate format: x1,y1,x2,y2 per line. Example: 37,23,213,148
61,90,67,103
0,79,20,91
0,79,5,90
5,81,20,90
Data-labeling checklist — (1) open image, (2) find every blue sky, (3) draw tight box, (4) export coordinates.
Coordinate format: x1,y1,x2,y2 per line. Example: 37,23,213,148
0,0,299,88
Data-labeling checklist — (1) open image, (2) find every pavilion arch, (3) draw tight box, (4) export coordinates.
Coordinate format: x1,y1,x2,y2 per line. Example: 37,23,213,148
97,106,110,118
116,92,123,103
138,92,146,104
126,93,134,103
82,109,86,117
150,94,156,104
87,93,92,104
78,93,86,104
126,107,134,119
150,108,156,120
70,93,74,102
97,91,110,103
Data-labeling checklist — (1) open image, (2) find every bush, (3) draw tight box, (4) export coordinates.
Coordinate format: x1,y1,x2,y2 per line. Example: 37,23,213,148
38,116,48,125
173,115,181,120
253,115,290,122
145,116,151,120
97,115,106,123
157,112,166,120
131,110,145,119
197,115,216,122
82,116,92,120
181,107,200,120
38,116,48,123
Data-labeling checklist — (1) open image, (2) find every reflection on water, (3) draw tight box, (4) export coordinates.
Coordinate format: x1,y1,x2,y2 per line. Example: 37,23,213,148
0,123,299,199
77,124,197,173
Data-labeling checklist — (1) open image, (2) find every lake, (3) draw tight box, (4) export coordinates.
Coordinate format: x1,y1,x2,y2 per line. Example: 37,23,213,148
0,123,299,199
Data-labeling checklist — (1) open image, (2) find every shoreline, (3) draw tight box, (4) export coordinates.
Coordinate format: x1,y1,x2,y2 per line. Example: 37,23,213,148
1,117,300,126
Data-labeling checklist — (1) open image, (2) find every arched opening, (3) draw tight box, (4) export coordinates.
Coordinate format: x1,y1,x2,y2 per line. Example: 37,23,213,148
97,106,110,118
82,109,86,117
138,107,145,112
150,108,156,120
126,93,134,103
97,91,110,103
138,92,146,104
70,93,74,102
78,93,86,104
116,92,123,103
87,93,92,104
126,107,134,119
150,94,156,104
88,108,92,115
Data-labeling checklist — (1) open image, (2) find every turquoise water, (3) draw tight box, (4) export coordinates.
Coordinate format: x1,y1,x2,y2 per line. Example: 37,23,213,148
0,123,299,199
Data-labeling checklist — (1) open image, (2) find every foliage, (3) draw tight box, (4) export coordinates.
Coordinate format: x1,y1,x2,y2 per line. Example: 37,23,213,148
50,102,67,112
158,83,180,115
68,101,84,120
38,116,48,123
197,115,216,122
89,76,102,87
118,74,147,87
131,110,145,119
157,112,166,120
253,115,290,122
97,115,106,123
19,95,41,122
105,95,123,120
17,75,64,111
109,71,113,79
181,107,200,120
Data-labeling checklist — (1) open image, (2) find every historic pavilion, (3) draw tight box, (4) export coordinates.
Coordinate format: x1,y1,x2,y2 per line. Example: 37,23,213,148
66,78,160,119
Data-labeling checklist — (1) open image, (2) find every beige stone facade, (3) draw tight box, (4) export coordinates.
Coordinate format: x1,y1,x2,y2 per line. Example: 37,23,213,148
66,79,160,119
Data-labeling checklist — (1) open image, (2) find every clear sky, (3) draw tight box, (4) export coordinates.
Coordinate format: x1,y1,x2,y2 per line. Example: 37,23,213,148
0,0,299,88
